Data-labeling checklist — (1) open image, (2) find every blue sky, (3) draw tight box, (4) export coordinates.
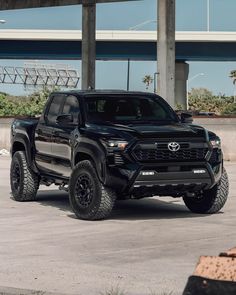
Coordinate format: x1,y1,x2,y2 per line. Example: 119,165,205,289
0,0,236,96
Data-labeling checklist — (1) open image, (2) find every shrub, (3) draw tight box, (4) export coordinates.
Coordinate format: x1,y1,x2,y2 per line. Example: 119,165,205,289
222,103,236,115
0,87,52,117
188,88,235,115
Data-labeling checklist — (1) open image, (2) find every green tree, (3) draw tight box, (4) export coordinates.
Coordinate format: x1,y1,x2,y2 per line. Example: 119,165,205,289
188,88,234,115
142,75,153,90
229,70,236,84
189,87,213,100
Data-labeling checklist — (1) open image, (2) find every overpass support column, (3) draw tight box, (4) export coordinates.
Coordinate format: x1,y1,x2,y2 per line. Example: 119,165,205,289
175,62,189,110
82,1,96,90
157,0,176,108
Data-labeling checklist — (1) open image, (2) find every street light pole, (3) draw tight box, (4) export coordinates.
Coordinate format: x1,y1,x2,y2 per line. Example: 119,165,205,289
187,73,205,109
234,83,236,104
127,59,130,91
207,0,210,32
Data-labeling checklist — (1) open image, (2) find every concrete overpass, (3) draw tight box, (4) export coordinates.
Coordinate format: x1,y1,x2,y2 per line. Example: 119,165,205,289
0,0,177,108
0,0,140,92
0,30,236,61
1,29,236,107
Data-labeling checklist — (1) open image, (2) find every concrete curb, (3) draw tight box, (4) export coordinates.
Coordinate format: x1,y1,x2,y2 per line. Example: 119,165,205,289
0,286,70,295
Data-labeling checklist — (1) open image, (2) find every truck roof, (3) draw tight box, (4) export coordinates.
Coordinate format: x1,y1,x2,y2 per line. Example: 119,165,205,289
51,89,159,97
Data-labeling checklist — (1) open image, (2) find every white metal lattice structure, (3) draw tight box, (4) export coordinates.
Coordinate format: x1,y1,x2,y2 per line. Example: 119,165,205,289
0,64,80,88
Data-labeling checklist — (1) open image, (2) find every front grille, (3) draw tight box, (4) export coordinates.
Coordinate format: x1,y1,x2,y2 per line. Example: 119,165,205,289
133,144,208,162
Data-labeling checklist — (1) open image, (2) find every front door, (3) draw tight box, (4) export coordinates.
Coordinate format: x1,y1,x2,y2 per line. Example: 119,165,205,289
51,95,80,178
35,94,64,174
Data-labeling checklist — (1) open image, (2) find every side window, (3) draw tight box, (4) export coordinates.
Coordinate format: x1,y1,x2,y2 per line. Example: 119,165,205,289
62,95,80,123
46,95,63,124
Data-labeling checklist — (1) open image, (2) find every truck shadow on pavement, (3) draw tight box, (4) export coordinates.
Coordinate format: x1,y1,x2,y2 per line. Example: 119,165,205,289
36,189,208,221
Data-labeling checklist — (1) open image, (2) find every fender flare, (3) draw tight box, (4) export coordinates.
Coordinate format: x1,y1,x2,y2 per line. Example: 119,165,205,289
12,134,38,172
73,142,106,183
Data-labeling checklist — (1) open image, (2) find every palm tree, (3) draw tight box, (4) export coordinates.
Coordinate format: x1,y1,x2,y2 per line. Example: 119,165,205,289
229,70,236,103
142,75,153,90
230,70,236,83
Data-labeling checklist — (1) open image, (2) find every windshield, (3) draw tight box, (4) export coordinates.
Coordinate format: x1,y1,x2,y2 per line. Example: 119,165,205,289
84,95,178,125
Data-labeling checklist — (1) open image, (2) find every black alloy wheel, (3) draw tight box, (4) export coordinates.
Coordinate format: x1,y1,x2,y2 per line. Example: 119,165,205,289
69,160,117,220
75,173,94,208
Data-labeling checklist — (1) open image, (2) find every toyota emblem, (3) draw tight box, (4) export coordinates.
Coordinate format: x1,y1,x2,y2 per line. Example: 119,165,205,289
168,142,180,152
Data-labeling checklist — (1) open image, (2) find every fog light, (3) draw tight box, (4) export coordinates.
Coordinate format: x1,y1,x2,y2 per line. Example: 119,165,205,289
141,171,155,176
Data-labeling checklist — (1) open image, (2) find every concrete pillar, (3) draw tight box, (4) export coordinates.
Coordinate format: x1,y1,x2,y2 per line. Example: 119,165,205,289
157,0,176,108
175,62,189,110
82,1,96,90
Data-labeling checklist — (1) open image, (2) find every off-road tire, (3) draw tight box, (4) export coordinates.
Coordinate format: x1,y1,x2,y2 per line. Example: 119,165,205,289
69,160,117,220
183,168,229,214
10,151,39,201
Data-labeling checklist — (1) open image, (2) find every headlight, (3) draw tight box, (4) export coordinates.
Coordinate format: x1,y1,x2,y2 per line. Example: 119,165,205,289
210,138,221,149
102,139,129,151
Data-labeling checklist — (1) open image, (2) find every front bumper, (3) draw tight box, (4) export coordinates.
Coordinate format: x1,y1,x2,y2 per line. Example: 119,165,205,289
105,160,223,197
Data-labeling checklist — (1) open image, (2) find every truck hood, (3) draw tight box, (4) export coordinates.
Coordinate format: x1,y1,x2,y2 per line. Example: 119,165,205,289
85,122,207,141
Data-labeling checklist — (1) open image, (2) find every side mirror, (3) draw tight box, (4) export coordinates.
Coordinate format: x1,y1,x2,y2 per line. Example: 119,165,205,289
56,114,73,124
181,112,193,124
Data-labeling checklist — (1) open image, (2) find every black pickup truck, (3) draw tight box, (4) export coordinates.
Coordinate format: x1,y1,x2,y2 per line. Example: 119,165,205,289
10,90,229,220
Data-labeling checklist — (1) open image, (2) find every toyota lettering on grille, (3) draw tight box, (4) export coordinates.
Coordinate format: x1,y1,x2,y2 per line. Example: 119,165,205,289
168,142,180,152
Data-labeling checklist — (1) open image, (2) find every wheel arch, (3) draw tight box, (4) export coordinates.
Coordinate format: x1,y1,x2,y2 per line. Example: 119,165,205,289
74,150,106,183
11,135,35,171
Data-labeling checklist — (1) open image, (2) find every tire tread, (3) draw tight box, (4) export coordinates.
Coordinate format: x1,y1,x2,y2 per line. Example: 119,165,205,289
207,168,229,214
183,168,229,214
11,151,39,201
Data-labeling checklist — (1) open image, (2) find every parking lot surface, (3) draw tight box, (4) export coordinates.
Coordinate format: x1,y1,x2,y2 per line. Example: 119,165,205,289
0,156,235,295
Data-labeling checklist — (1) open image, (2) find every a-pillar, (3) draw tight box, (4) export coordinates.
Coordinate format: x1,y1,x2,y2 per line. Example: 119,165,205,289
175,62,189,110
82,0,96,90
157,0,176,108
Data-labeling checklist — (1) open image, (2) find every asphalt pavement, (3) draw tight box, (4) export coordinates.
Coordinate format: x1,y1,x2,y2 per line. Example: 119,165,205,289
0,156,235,295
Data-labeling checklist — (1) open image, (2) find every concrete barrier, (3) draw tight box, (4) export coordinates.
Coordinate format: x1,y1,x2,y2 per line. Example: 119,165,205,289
194,117,236,161
0,118,13,152
0,117,236,161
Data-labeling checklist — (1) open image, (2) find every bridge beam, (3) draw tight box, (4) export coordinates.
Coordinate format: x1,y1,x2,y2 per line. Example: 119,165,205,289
0,0,136,10
157,0,176,108
82,1,96,90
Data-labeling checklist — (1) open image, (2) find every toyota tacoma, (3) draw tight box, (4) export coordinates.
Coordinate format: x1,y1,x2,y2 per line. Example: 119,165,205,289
10,90,229,220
